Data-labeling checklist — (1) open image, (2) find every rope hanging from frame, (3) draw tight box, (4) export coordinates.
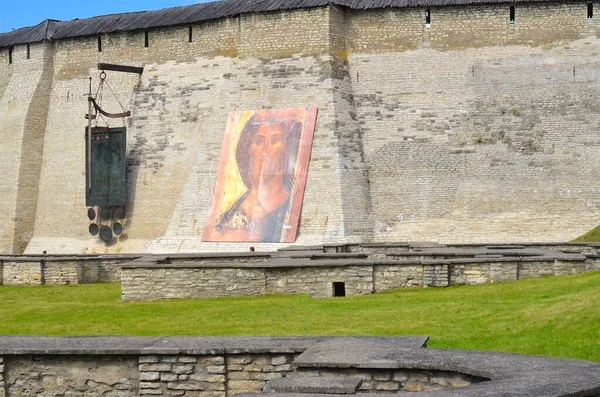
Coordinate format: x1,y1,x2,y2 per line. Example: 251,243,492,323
87,70,130,127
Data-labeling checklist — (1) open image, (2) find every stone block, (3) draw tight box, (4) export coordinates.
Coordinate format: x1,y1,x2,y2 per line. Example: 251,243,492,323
140,381,162,389
227,379,264,392
172,364,194,374
140,389,164,395
202,356,224,365
140,363,173,372
207,365,225,374
167,381,203,390
270,355,288,366
139,356,160,363
373,373,392,381
161,373,178,381
140,372,161,381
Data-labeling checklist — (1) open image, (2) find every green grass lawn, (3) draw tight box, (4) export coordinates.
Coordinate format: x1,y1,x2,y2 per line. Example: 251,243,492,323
1,271,599,362
573,224,600,242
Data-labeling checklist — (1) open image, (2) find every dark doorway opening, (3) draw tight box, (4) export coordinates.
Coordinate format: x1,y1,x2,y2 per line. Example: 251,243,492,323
333,282,346,297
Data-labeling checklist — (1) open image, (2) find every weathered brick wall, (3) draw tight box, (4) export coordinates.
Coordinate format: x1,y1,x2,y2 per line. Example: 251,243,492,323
4,356,139,396
3,2,600,254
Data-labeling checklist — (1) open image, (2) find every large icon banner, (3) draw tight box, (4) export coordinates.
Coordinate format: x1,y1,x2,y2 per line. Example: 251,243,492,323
203,107,317,243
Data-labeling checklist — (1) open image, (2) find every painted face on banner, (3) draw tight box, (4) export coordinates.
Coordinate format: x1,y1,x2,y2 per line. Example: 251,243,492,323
248,123,287,189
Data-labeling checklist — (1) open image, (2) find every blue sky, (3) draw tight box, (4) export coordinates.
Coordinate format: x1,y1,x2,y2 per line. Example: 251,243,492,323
0,0,212,33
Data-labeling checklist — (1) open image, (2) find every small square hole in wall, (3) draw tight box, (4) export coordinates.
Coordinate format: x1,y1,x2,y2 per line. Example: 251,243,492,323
333,282,346,297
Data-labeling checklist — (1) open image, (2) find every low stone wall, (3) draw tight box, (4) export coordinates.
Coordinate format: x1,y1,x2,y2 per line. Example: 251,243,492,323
5,355,139,395
0,255,141,285
0,336,425,397
121,252,600,300
3,244,600,299
1,336,598,397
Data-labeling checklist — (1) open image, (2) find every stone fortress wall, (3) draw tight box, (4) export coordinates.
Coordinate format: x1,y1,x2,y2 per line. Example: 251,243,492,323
1,0,600,255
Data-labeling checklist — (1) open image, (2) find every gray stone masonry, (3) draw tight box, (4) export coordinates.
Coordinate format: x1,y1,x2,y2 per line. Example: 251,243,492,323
0,254,141,285
0,336,426,397
0,336,599,396
3,243,600,298
119,243,599,300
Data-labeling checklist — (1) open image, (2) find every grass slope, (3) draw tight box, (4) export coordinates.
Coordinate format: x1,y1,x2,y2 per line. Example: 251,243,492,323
1,271,599,362
573,225,600,242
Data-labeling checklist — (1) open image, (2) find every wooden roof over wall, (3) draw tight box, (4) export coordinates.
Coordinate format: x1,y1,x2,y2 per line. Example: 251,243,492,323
0,0,581,48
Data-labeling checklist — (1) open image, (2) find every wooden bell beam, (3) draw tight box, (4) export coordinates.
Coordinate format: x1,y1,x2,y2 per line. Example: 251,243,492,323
97,63,144,74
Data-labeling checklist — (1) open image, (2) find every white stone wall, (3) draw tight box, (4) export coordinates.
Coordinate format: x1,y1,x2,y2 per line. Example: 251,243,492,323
351,38,600,243
2,3,600,254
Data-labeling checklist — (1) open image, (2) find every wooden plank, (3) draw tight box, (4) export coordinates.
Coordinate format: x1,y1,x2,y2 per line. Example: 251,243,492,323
97,63,144,74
